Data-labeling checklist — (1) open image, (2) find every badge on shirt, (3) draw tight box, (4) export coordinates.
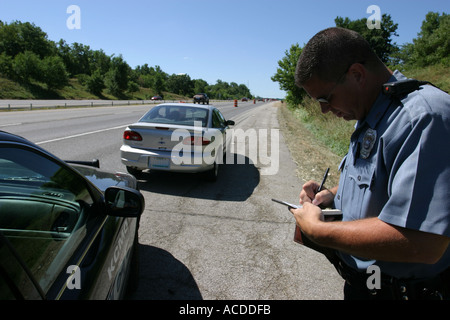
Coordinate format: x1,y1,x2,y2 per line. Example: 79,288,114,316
360,128,377,159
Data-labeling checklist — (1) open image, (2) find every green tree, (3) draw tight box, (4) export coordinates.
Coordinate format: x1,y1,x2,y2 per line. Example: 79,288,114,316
166,74,194,96
135,63,154,76
402,12,449,67
85,69,105,95
334,14,399,64
0,21,54,58
193,79,208,94
138,74,153,88
56,40,93,76
91,49,111,75
40,55,69,89
105,55,131,96
12,50,41,83
271,43,304,105
206,79,252,100
153,72,166,95
208,79,227,99
128,81,139,93
238,84,251,98
0,52,13,78
135,64,168,94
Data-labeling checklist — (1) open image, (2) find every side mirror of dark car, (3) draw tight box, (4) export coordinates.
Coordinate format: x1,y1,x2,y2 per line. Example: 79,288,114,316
105,186,145,218
226,120,235,126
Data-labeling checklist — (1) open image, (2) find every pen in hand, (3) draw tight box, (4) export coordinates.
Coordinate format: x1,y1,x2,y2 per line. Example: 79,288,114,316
317,167,330,193
315,168,330,208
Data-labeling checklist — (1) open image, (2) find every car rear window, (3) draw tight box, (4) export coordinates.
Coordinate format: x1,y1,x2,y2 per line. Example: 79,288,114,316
140,105,208,127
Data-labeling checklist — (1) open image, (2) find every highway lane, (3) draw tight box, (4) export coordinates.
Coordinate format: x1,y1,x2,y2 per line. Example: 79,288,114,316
1,105,145,173
0,101,260,170
0,101,344,300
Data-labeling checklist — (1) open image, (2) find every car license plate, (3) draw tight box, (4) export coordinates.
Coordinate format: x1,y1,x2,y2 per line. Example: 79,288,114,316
149,157,170,168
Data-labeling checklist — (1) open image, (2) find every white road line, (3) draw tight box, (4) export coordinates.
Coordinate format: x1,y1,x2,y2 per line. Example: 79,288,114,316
0,123,23,127
36,124,129,145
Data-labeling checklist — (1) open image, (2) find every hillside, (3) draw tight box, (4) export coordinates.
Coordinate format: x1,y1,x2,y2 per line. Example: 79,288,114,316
0,21,253,101
0,76,188,100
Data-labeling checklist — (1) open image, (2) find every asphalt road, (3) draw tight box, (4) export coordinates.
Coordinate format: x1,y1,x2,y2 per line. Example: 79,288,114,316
0,100,344,300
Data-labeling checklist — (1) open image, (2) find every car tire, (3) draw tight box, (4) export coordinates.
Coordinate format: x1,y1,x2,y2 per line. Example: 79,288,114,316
126,166,143,178
204,162,219,182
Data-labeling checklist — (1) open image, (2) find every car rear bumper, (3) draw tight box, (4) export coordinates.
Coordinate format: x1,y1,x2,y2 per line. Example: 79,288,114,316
120,144,215,173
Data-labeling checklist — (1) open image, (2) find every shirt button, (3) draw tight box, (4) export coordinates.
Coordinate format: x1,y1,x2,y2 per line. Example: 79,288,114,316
358,175,361,181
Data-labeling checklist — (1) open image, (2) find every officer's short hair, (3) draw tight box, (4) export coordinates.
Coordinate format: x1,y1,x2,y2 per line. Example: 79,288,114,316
295,27,382,86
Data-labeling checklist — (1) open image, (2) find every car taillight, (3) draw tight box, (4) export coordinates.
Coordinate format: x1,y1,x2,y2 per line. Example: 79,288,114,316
182,136,211,146
124,130,143,141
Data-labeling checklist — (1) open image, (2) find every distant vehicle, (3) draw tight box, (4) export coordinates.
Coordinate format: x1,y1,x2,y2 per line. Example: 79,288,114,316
0,131,144,299
193,93,209,105
241,97,248,102
120,103,234,181
151,96,163,100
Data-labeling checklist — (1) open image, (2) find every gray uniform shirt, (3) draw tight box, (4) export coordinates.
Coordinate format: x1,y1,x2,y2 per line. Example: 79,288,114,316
334,70,450,279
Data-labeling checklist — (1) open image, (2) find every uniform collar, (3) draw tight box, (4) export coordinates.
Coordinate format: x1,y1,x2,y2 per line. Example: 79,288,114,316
355,70,406,131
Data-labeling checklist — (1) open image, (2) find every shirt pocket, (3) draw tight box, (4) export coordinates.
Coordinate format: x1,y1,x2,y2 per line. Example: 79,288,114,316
345,162,376,220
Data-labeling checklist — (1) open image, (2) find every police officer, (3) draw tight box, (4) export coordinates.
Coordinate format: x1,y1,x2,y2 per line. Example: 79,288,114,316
291,27,450,300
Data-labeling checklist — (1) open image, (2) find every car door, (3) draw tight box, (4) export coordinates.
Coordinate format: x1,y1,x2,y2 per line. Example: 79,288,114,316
0,144,136,299
0,144,97,299
212,108,230,156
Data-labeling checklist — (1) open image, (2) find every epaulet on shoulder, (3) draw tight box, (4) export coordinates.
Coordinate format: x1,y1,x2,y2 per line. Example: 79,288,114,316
381,79,439,99
382,79,450,110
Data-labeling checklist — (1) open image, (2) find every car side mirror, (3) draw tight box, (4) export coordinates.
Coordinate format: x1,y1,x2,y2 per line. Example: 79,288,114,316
226,120,235,126
105,186,145,218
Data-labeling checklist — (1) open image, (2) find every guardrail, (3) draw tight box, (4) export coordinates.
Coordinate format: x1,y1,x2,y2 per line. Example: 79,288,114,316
0,99,245,111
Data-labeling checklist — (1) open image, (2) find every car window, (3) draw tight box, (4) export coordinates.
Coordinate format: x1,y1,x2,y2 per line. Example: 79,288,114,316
212,109,226,128
140,105,208,127
216,110,226,125
0,146,93,298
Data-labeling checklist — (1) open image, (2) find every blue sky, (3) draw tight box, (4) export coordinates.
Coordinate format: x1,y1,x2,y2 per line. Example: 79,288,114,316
0,0,448,98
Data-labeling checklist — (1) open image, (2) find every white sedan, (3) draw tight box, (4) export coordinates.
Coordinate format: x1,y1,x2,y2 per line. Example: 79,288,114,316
120,103,235,181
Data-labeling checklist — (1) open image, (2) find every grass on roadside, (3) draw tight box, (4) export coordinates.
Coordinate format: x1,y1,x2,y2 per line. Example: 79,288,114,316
400,63,450,93
277,101,346,188
291,96,355,158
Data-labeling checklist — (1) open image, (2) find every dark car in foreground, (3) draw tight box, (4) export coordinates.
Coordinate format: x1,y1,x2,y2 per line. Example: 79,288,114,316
0,131,144,300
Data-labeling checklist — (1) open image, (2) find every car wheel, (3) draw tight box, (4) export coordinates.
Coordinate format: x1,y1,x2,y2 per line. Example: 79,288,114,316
126,166,142,178
205,162,219,182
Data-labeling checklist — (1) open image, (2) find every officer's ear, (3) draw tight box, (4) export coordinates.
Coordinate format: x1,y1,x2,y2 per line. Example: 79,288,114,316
348,62,367,89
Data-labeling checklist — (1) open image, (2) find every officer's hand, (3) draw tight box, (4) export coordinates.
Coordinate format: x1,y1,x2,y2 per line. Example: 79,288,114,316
290,202,323,235
300,180,335,207
299,180,319,204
